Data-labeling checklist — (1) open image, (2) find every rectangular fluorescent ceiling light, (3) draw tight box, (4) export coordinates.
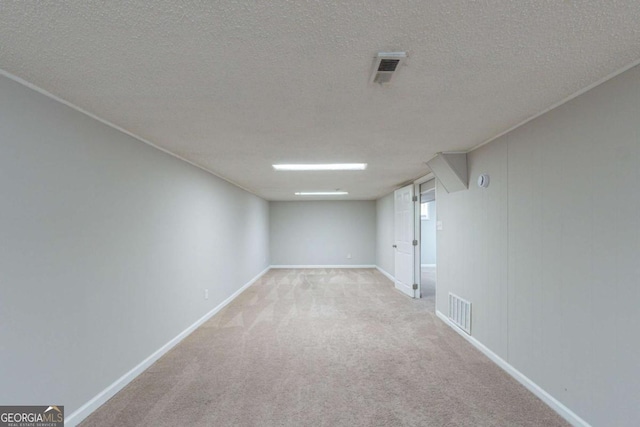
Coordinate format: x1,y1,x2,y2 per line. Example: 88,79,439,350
273,163,367,171
295,192,349,196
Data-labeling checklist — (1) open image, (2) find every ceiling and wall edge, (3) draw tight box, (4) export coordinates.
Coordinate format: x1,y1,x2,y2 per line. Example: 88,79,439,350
378,54,640,198
0,67,262,199
467,56,640,154
405,56,640,197
4,54,640,203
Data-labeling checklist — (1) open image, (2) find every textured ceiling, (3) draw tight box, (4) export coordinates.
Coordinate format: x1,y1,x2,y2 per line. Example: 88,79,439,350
1,1,640,200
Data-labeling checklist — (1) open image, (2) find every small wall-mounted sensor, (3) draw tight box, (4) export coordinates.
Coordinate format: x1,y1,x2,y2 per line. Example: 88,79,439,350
477,174,490,188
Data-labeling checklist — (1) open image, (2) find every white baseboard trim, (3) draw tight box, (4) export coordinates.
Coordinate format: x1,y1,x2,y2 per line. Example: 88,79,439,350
65,266,270,427
435,310,591,427
270,265,375,269
375,266,395,282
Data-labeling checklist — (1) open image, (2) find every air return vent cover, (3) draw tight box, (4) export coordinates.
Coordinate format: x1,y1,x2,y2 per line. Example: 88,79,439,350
370,52,407,85
448,293,471,335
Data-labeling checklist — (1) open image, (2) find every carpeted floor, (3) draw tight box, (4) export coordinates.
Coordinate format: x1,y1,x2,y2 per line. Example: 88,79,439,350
81,269,568,427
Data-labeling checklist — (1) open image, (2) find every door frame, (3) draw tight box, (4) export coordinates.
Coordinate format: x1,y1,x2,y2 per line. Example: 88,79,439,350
413,173,435,298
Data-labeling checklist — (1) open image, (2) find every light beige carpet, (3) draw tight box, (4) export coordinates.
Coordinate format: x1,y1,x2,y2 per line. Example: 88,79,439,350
81,269,569,427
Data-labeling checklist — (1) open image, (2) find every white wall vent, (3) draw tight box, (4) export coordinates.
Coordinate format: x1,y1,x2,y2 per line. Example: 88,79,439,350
370,52,407,85
448,293,471,334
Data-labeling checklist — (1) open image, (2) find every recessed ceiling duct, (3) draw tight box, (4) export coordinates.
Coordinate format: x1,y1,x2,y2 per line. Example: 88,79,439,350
370,52,407,85
426,152,468,193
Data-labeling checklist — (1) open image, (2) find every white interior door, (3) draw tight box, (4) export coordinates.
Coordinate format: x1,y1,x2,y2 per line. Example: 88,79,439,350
394,184,416,297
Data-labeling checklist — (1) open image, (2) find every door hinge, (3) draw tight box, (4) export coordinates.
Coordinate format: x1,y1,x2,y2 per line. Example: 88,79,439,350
412,283,418,290
412,195,418,202
412,239,418,246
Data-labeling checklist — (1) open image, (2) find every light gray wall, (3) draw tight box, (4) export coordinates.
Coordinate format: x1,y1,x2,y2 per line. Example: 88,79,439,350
269,201,375,266
436,65,640,426
0,75,270,416
420,202,436,265
375,193,395,276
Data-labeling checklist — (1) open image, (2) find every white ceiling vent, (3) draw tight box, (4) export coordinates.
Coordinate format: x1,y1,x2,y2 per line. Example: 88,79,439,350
370,52,407,85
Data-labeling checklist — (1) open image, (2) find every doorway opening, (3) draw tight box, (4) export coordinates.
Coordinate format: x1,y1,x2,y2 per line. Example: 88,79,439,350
419,179,436,300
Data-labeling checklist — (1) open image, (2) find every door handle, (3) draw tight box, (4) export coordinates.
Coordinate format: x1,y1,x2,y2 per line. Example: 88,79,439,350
392,245,397,248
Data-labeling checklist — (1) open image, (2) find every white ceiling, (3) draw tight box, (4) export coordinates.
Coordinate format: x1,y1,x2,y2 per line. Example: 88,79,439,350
1,1,640,200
